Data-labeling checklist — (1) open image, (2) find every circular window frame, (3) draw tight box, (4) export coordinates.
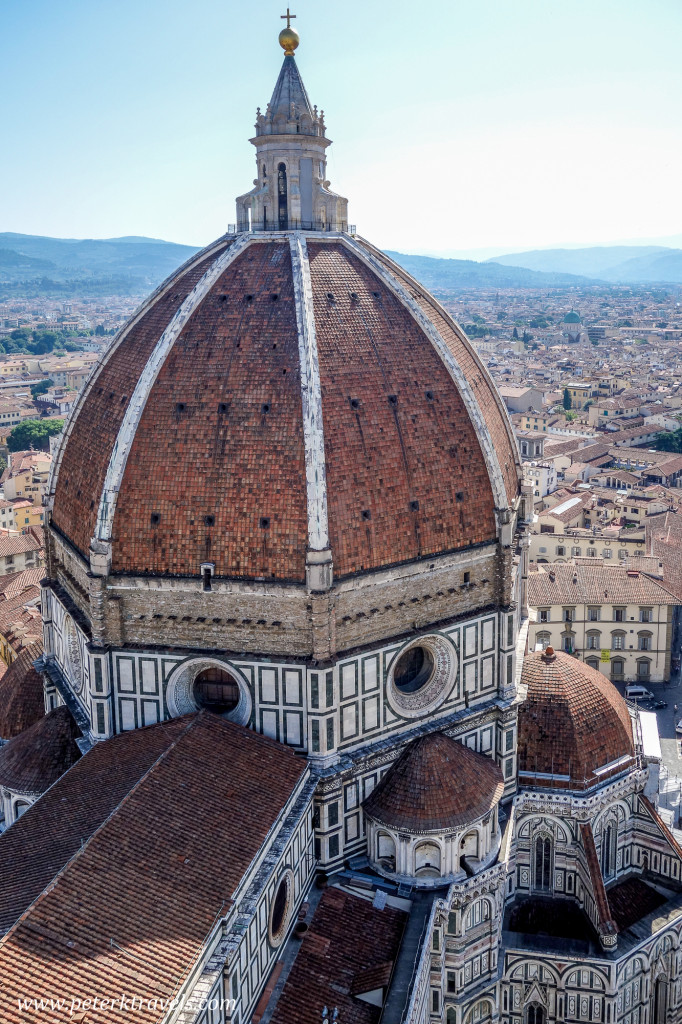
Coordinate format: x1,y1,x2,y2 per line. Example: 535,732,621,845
386,635,457,719
63,615,84,694
268,869,294,948
166,658,252,725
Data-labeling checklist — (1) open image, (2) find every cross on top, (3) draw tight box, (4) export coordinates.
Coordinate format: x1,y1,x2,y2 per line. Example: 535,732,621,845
280,8,296,29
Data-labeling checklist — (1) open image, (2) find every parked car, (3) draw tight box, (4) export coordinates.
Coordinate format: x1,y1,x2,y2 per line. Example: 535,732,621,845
649,699,668,709
676,719,682,735
625,685,654,701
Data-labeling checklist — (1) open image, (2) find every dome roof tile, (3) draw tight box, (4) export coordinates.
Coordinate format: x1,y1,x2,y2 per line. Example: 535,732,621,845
363,732,504,832
518,649,635,790
0,705,82,798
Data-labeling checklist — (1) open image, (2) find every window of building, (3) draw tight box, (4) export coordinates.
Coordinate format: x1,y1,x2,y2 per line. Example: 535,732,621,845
193,666,240,715
562,635,573,653
611,659,625,680
536,632,551,651
618,549,628,559
601,822,617,880
526,1006,545,1024
556,546,565,556
563,608,573,622
588,607,600,621
613,608,625,622
612,632,625,650
640,608,653,623
637,659,651,680
328,834,339,859
505,730,514,751
393,646,435,693
534,835,552,891
571,546,581,556
603,548,613,559
587,547,597,557
587,632,601,650
539,609,549,623
638,633,652,651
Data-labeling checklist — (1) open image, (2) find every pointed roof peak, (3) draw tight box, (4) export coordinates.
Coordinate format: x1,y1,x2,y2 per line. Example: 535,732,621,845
266,53,315,126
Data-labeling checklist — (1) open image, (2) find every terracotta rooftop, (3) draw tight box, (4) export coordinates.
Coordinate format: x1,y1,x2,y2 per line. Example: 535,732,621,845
363,731,504,832
0,639,45,740
269,886,407,1024
528,562,678,607
0,704,81,798
518,649,635,790
0,712,306,1022
51,235,520,582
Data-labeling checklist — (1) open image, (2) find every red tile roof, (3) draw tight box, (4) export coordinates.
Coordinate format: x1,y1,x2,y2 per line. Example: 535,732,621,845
0,639,45,740
528,562,678,607
0,703,81,798
363,732,504,831
50,236,519,581
519,649,635,790
269,886,407,1024
0,712,306,1022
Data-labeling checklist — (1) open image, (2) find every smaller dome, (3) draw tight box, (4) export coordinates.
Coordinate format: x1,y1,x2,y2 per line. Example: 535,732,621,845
363,732,504,832
519,649,635,791
563,310,581,324
0,706,81,799
0,641,45,740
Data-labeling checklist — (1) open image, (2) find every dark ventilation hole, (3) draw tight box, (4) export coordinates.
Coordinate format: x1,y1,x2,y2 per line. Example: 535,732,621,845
260,517,271,529
235,341,241,349
372,291,381,298
361,509,372,521
273,343,277,349
176,402,186,413
218,402,229,414
219,295,228,303
455,491,464,502
410,500,420,511
350,292,359,301
327,292,335,302
393,646,435,694
271,293,279,302
262,403,270,414
388,395,398,406
120,395,127,405
90,500,95,510
282,368,287,375
150,512,161,525
97,387,103,395
204,514,215,527
463,572,471,584
193,667,240,715
108,392,115,400
425,390,435,401
245,294,254,303
349,397,360,409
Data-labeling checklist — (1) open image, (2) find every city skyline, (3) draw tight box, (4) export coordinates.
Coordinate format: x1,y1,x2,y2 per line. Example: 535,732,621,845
2,0,681,257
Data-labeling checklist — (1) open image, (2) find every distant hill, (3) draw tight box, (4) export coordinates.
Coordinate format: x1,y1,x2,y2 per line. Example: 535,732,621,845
385,251,595,292
491,244,682,283
0,233,200,293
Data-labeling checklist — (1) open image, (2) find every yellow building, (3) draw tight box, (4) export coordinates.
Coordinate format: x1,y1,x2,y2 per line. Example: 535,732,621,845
11,500,46,530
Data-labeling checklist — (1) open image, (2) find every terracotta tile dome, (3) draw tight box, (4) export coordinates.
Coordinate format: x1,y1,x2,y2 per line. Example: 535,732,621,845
49,234,520,583
363,732,504,832
0,705,82,799
518,648,636,791
0,640,45,741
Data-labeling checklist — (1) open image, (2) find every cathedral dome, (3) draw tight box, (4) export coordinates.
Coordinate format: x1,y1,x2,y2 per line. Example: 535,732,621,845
0,705,82,800
49,234,520,583
518,648,636,791
0,640,45,741
363,732,504,832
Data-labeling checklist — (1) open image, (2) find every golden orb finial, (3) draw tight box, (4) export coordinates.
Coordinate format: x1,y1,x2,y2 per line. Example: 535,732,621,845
279,8,299,56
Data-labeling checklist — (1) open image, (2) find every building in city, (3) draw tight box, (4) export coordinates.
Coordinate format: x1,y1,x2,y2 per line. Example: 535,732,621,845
0,21,681,1024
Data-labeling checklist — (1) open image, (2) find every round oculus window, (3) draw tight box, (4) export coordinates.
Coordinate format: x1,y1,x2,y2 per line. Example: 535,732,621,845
268,871,293,947
193,667,241,715
393,646,435,693
386,636,457,719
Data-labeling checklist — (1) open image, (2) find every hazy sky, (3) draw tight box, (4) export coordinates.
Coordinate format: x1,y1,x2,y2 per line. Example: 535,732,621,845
2,0,681,257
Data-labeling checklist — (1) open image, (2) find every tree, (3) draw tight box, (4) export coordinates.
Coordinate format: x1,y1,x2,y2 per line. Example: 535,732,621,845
653,429,682,454
7,418,64,453
563,388,572,410
30,378,54,398
95,324,105,336
512,327,519,339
